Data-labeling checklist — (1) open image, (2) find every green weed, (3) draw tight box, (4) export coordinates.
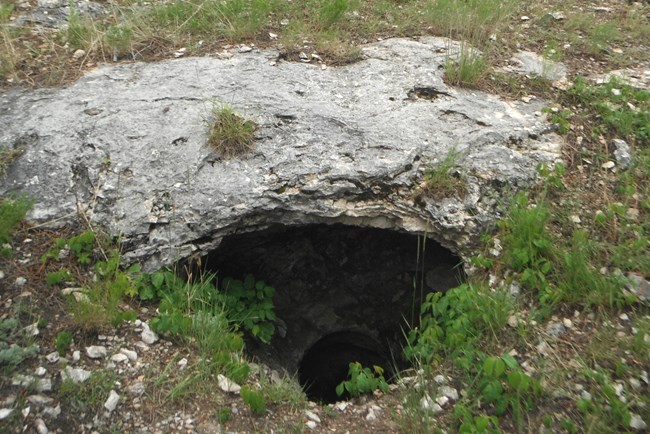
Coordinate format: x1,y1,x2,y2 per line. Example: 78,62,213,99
445,46,488,88
335,362,389,398
421,147,468,200
0,195,31,256
54,330,74,356
208,104,257,158
58,369,117,413
221,274,276,344
46,269,72,286
0,317,39,369
241,386,267,415
65,1,96,51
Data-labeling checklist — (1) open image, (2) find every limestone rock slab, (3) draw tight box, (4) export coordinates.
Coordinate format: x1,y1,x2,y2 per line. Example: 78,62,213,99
0,37,562,269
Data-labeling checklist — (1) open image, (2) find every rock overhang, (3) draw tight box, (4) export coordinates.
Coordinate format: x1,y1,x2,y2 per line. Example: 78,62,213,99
0,36,563,270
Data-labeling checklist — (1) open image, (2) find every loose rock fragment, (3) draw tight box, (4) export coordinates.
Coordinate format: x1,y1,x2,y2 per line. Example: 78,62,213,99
217,374,241,394
104,390,120,412
60,366,91,384
85,345,107,359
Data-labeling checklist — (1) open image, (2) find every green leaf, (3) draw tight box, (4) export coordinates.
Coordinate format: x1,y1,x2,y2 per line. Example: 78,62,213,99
483,356,505,378
501,354,519,369
152,272,165,289
335,383,345,396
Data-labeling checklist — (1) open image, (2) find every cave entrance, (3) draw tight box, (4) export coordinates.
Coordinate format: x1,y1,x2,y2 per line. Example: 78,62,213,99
202,223,462,402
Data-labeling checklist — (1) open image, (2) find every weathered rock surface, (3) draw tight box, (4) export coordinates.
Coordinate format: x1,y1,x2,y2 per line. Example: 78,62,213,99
0,37,562,269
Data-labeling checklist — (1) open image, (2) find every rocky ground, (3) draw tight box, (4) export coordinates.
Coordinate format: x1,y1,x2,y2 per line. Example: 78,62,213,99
1,0,649,433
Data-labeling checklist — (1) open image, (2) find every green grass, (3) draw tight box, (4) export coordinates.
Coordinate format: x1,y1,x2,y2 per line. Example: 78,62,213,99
207,104,257,158
421,147,468,199
58,369,118,413
0,195,31,255
445,45,488,88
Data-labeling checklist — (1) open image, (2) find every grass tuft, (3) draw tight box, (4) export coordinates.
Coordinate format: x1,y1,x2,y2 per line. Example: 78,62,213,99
208,104,257,158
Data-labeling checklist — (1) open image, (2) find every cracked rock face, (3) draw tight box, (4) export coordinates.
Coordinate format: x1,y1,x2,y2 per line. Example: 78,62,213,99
0,37,562,270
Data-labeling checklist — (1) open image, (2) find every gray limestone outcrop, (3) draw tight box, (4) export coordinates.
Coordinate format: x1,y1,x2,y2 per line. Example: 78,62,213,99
0,37,563,270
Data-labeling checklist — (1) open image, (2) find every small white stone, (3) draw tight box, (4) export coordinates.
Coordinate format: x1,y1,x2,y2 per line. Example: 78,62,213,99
22,406,30,418
36,378,52,392
72,49,85,59
0,408,14,419
569,215,581,224
508,315,519,328
602,161,616,169
619,313,630,321
141,329,158,345
611,88,621,96
60,366,91,384
217,374,240,394
433,375,447,384
85,346,107,359
42,405,61,419
629,378,641,389
581,390,592,401
630,414,647,431
563,318,573,328
306,420,317,430
120,348,137,361
333,401,349,411
104,390,120,412
420,394,443,413
238,45,253,53
35,418,48,434
305,410,320,423
15,276,26,287
127,381,145,396
365,408,376,421
436,395,449,406
72,350,80,362
45,352,59,364
27,395,54,406
440,386,459,401
111,353,128,363
35,367,47,376
520,16,530,21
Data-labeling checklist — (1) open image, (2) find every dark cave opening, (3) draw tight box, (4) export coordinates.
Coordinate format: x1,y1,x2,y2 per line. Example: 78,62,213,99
201,223,462,402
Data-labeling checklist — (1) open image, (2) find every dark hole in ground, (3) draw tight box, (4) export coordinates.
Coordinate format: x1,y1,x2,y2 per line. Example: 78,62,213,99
299,331,390,403
201,223,462,402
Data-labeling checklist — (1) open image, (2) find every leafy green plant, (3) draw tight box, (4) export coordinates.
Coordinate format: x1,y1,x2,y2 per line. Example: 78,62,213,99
221,274,276,344
208,104,257,158
0,318,39,368
542,107,573,134
54,330,74,356
241,386,267,415
421,147,468,200
404,283,512,369
43,230,96,264
0,195,31,256
335,361,388,398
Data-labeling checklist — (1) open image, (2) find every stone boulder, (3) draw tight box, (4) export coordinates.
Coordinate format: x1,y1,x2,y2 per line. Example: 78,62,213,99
0,37,562,269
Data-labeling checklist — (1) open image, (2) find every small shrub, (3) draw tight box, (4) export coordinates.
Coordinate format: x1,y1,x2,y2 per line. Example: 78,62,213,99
54,330,74,356
335,362,389,398
221,274,276,344
65,1,95,51
241,386,267,415
208,104,257,158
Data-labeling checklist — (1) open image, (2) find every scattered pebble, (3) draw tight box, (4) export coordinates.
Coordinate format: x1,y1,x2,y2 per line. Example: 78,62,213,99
601,161,616,170
305,410,320,423
440,386,459,401
217,375,241,394
72,49,85,59
508,315,519,328
630,414,647,431
86,345,107,359
104,390,120,412
420,394,443,414
60,366,91,384
35,418,48,434
306,420,317,430
15,276,26,287
120,348,138,361
141,329,159,345
45,352,60,364
546,322,566,337
0,408,14,419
